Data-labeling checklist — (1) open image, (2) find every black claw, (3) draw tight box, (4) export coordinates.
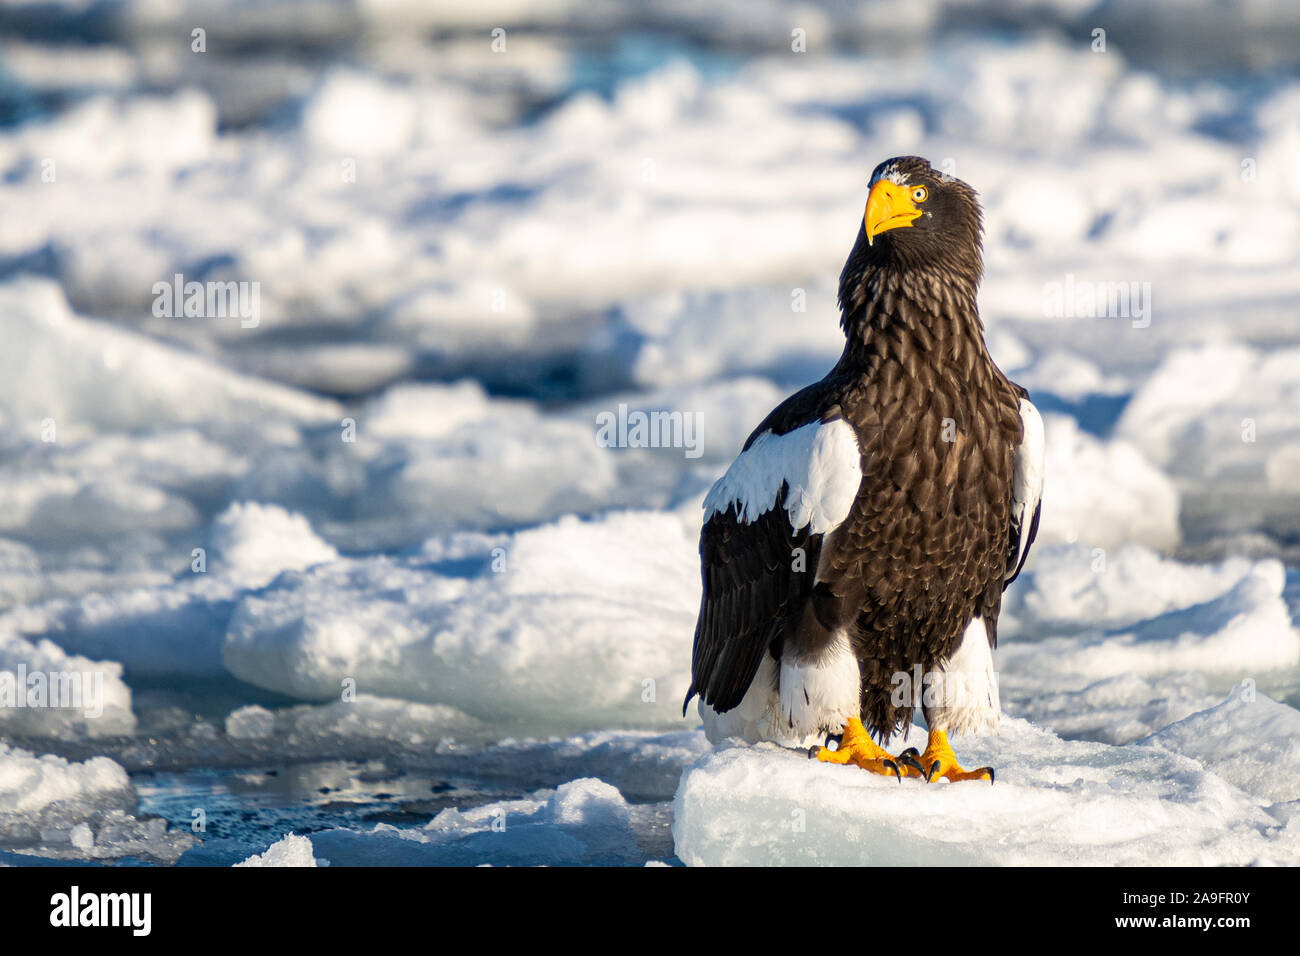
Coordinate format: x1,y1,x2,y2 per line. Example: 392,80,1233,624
896,752,925,775
926,760,940,783
897,747,920,760
882,759,901,781
982,767,995,785
807,746,821,759
823,732,843,752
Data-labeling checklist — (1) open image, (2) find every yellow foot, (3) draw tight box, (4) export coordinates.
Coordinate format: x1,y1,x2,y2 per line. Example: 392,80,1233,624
809,717,925,781
914,729,994,784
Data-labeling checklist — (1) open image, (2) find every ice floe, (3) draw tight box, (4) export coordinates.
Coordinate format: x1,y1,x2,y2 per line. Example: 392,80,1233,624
672,715,1300,866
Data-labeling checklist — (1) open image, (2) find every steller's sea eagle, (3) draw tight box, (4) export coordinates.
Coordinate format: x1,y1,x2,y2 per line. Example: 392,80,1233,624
684,156,1044,783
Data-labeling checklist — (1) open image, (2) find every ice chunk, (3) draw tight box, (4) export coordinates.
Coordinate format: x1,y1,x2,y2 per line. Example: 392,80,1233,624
1007,673,1219,745
1,503,337,679
1002,559,1300,682
210,502,339,589
223,511,698,733
0,744,194,863
300,69,416,157
0,632,136,738
1034,414,1179,552
1002,543,1257,637
224,705,276,740
0,279,341,434
235,833,320,867
673,718,1299,866
0,744,130,819
1011,350,1128,403
1144,687,1300,803
1117,344,1300,485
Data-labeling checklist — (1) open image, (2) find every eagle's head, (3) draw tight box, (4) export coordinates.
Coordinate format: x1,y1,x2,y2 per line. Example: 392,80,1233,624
839,156,984,312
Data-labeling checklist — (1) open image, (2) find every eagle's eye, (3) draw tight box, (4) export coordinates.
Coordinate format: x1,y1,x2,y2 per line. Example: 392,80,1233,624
911,185,928,203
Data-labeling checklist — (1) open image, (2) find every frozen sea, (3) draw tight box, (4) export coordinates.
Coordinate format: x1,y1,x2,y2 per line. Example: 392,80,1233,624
1,0,1299,866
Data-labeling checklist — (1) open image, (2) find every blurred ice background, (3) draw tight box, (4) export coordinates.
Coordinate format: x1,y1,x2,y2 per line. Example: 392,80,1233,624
1,0,1299,866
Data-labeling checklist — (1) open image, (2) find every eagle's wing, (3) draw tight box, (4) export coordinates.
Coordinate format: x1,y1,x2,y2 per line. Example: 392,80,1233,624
1004,396,1044,586
685,415,862,715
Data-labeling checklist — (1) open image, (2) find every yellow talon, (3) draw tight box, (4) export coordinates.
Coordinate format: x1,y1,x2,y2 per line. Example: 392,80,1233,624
916,729,994,783
813,717,922,779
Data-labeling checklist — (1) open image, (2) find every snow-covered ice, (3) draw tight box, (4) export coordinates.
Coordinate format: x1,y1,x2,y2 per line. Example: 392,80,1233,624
672,714,1300,867
234,833,320,868
221,511,699,733
0,744,194,862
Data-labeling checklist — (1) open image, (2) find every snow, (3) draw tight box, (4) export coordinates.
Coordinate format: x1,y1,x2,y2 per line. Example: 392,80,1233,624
0,501,342,678
1008,673,1221,747
1033,415,1180,551
0,632,136,738
1002,559,1300,681
672,716,1300,866
1144,686,1300,804
0,1,1298,867
224,705,277,741
0,744,129,818
209,503,339,589
235,833,320,868
0,280,340,434
1002,543,1260,637
221,511,700,733
0,744,194,862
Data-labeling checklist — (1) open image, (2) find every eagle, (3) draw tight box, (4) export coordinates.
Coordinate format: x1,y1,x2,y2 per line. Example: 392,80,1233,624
684,156,1044,783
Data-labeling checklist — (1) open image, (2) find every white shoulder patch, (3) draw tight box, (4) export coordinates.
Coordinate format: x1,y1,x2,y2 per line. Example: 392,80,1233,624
703,419,862,535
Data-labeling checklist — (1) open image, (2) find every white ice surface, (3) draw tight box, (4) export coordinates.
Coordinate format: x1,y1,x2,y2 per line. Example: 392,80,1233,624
0,280,340,434
0,502,342,677
672,714,1300,866
1144,686,1300,804
222,511,700,733
1033,414,1179,552
234,833,320,868
1001,559,1299,683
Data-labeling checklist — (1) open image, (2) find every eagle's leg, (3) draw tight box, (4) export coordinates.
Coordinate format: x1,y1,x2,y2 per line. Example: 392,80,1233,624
810,717,924,780
916,729,994,784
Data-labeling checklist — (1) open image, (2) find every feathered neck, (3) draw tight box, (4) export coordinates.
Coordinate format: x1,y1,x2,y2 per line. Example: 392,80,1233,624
834,251,987,374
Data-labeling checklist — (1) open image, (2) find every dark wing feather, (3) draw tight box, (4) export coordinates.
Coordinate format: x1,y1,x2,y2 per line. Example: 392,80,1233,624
1004,499,1040,587
684,490,821,715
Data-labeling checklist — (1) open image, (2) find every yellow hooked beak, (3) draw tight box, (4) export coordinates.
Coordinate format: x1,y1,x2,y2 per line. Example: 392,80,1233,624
865,179,922,245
